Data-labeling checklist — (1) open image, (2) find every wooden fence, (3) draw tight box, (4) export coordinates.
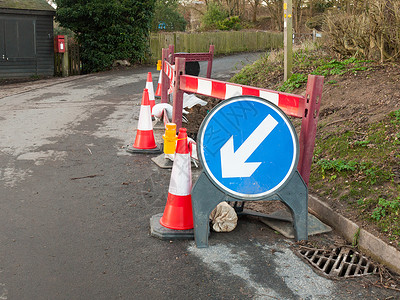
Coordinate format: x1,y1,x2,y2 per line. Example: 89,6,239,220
68,39,81,75
147,30,283,63
54,31,283,74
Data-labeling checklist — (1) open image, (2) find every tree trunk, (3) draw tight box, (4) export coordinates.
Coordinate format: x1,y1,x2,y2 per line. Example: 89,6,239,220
252,0,259,22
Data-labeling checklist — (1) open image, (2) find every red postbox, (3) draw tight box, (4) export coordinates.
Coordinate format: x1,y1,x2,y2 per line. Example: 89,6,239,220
54,35,66,53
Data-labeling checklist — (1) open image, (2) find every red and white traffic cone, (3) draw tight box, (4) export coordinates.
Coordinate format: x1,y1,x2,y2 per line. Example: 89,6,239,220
159,128,193,230
126,88,160,154
146,72,156,114
155,70,162,98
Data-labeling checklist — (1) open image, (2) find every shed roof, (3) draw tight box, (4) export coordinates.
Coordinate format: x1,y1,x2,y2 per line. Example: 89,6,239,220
0,0,55,12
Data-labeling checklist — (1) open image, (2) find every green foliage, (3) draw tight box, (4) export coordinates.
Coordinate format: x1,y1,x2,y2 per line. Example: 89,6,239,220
312,57,372,77
151,0,186,32
317,159,357,176
371,197,400,221
310,110,400,240
201,2,229,30
293,47,329,69
390,109,400,125
352,140,370,147
278,73,308,92
55,0,155,73
216,16,242,31
352,227,360,247
54,23,75,37
278,55,373,91
230,53,275,86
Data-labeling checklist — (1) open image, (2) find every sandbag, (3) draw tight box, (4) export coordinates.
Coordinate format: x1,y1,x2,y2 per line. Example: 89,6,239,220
209,202,238,232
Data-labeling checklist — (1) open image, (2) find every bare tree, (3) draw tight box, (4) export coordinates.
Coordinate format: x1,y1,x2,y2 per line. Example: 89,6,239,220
324,0,400,62
263,0,284,30
247,0,262,22
293,0,304,34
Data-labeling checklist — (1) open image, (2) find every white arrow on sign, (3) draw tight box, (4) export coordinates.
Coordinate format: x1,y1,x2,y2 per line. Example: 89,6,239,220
220,114,278,178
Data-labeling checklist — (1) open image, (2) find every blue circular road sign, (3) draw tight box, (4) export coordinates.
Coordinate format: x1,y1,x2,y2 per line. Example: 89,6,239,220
198,96,299,199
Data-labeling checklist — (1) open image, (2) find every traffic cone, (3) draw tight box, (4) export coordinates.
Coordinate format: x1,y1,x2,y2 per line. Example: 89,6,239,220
155,70,162,98
159,128,193,230
146,72,156,114
126,89,160,154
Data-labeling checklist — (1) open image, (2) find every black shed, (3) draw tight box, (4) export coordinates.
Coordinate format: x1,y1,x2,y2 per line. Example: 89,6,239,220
0,0,55,78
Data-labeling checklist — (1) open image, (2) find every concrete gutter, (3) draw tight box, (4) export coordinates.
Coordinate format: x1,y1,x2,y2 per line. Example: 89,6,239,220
309,194,400,274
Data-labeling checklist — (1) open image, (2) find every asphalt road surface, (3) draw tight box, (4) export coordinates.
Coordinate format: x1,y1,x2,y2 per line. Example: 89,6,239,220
0,53,398,299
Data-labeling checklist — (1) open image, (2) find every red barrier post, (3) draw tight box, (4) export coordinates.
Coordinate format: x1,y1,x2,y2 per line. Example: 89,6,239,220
206,45,214,79
168,44,174,63
297,75,324,185
161,48,169,104
172,57,186,131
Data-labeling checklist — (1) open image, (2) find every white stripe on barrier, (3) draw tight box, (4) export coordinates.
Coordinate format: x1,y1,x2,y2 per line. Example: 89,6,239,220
226,84,243,99
259,90,279,106
198,79,212,96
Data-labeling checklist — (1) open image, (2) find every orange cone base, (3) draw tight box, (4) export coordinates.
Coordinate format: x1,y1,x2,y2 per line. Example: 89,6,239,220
150,213,194,240
133,129,157,149
160,193,193,230
126,144,161,154
126,130,161,154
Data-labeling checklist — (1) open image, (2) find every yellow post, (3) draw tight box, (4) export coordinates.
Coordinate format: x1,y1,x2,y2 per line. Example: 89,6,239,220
163,123,177,154
284,0,293,81
157,60,162,71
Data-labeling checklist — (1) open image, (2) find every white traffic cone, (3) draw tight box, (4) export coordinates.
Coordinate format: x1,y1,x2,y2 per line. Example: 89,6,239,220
126,89,160,154
160,128,193,230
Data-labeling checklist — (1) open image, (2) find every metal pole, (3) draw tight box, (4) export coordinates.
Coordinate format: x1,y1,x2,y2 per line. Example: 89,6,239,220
284,0,293,81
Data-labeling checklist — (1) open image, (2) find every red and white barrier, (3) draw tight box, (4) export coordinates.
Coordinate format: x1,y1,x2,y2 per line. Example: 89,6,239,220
180,75,304,118
170,56,324,185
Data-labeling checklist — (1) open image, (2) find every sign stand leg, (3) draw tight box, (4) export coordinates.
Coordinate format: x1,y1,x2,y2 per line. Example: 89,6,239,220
191,171,308,248
276,170,308,241
191,172,227,248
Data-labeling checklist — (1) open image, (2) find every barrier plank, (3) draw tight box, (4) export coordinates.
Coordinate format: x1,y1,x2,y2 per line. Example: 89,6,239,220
180,75,305,119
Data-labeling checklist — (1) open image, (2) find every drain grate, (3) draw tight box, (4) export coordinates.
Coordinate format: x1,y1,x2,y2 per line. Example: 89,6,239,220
298,247,379,278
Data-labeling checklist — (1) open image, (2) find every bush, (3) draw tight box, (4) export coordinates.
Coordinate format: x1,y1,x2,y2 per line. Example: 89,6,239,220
151,0,186,32
217,16,242,31
324,0,400,62
55,0,155,73
201,3,229,30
